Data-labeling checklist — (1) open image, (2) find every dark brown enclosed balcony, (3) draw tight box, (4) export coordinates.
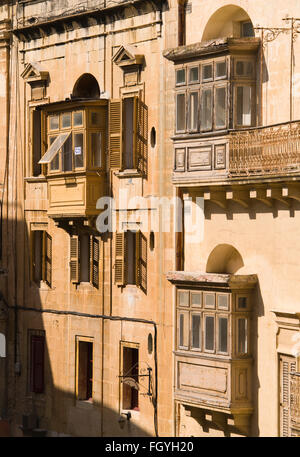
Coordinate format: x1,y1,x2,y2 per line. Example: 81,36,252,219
173,120,300,185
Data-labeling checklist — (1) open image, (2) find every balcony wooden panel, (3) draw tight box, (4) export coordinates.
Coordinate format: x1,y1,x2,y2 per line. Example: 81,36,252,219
291,373,300,434
25,178,48,211
47,172,106,218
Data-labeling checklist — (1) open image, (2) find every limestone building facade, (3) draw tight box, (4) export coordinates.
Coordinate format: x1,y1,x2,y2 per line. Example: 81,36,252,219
0,0,299,438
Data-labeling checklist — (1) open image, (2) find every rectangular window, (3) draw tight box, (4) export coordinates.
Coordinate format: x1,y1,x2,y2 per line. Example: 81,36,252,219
215,61,227,79
62,134,73,171
189,67,199,83
191,291,202,307
70,234,100,288
191,314,201,349
30,334,45,394
178,311,189,349
124,97,135,169
91,132,102,168
176,93,186,132
62,112,71,129
32,110,42,176
31,231,52,287
74,133,84,168
237,86,252,126
80,234,90,282
205,315,215,351
202,64,213,81
188,92,199,131
238,318,248,354
215,86,226,128
200,88,212,131
49,115,59,131
204,292,215,309
218,317,228,353
127,231,136,285
73,111,83,127
122,346,139,410
77,340,93,402
176,69,186,85
178,290,189,307
217,294,229,310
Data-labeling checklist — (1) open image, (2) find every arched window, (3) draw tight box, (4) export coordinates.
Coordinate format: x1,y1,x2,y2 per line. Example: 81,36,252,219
72,73,100,99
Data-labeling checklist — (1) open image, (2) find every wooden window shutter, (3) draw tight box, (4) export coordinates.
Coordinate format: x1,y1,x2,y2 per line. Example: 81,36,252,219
115,232,126,286
90,235,100,289
32,109,42,176
30,335,45,393
109,99,123,169
43,232,52,287
70,235,80,283
135,97,148,176
30,231,35,282
136,231,147,293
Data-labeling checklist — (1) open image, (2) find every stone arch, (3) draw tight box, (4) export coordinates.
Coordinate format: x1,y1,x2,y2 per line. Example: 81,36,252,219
202,4,254,42
206,243,244,274
72,73,100,99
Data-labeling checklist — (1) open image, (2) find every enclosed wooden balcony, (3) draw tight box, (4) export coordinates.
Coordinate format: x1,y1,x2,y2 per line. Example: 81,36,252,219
291,372,300,436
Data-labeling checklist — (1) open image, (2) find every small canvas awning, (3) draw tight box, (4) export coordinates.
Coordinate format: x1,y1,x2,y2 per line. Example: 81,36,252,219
38,132,71,164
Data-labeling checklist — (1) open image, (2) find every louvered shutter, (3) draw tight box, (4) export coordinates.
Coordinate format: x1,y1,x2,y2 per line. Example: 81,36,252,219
280,355,296,437
115,232,126,285
90,236,100,289
109,100,123,169
30,335,45,393
135,97,148,176
70,235,80,283
136,231,147,293
44,232,52,287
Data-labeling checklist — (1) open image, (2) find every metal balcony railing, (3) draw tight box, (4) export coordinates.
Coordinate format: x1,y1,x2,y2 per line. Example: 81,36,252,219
229,121,300,177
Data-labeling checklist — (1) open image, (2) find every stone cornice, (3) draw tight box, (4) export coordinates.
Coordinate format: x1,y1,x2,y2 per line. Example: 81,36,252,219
166,271,258,289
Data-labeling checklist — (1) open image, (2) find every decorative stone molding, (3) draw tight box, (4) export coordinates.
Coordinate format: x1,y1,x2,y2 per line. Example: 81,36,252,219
21,62,49,101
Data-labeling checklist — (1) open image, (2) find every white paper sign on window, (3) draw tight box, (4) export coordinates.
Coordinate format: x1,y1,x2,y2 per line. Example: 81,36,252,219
0,333,6,358
74,147,82,155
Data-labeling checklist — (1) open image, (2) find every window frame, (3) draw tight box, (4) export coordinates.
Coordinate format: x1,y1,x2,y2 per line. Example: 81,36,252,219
75,336,94,403
120,341,140,413
28,330,45,395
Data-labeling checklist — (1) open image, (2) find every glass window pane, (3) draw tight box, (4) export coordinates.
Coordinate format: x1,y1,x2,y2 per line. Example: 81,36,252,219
178,291,189,306
91,111,101,126
205,316,215,351
242,21,254,37
238,296,247,309
178,312,188,348
63,134,73,171
191,292,202,307
74,133,84,168
179,314,184,347
188,92,198,130
176,93,186,131
49,136,59,170
191,314,201,349
218,317,228,353
91,132,102,167
200,88,212,130
73,111,83,127
49,115,59,130
189,67,199,83
62,113,71,129
215,87,226,128
237,86,252,126
202,64,212,80
216,61,226,78
236,61,253,77
238,318,247,353
176,69,186,85
204,292,215,309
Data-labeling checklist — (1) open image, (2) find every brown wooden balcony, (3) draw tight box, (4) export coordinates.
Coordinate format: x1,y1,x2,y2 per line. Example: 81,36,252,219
229,121,300,177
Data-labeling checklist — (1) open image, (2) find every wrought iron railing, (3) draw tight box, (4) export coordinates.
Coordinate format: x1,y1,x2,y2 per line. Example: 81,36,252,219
290,372,300,430
229,121,300,176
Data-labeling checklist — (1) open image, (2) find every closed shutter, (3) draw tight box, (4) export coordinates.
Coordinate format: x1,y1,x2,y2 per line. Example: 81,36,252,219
70,235,80,283
136,231,147,293
109,100,123,169
30,335,45,393
90,235,100,289
135,97,148,176
115,232,126,286
44,232,52,287
32,109,42,176
280,354,296,437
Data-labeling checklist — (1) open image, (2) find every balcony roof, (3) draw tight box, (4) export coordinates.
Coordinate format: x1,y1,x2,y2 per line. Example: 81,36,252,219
166,271,258,289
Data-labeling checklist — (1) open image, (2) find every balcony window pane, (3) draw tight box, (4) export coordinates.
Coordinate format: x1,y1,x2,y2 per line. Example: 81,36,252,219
49,136,59,170
238,296,247,309
73,111,83,127
74,133,84,168
176,93,186,131
189,67,199,83
62,113,71,129
236,61,253,77
202,64,212,81
188,92,198,130
218,317,228,353
178,291,189,306
218,294,229,310
176,69,186,85
215,86,226,128
178,312,188,348
238,318,248,354
191,314,201,349
237,86,252,126
205,316,215,351
201,88,212,130
63,134,73,171
191,292,202,307
216,61,226,78
49,115,59,131
91,132,102,167
91,111,101,126
204,292,215,309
